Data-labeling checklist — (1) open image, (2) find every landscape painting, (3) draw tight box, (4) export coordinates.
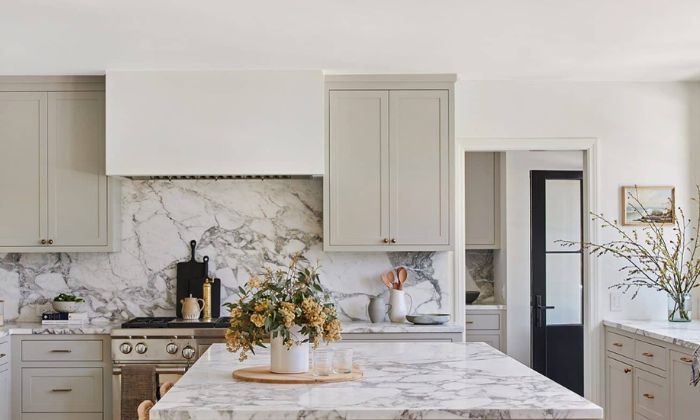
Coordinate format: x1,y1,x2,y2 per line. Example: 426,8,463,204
622,186,675,225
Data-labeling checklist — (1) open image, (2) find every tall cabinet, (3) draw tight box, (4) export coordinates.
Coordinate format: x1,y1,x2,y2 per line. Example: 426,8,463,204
324,75,455,251
0,77,119,252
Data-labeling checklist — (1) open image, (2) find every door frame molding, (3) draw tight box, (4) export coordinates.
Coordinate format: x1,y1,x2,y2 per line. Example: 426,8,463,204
454,137,601,405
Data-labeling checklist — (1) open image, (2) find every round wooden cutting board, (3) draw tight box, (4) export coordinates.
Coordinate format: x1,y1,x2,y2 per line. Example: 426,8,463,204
232,364,363,384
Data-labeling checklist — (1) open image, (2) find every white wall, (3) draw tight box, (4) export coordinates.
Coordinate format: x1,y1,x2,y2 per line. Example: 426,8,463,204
455,81,700,363
504,151,584,365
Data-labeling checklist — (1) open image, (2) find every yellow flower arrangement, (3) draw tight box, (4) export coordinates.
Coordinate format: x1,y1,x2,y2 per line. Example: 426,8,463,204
223,253,342,361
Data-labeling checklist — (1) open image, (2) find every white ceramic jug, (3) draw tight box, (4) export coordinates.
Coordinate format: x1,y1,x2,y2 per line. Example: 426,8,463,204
180,294,205,320
388,289,413,323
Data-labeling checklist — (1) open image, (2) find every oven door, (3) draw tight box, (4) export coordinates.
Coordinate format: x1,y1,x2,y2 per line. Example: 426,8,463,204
112,364,188,420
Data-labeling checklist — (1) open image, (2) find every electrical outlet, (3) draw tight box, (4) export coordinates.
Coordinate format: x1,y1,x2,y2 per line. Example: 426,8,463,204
610,292,622,312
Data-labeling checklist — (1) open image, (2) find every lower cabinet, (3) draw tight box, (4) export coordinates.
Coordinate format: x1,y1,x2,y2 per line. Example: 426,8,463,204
606,356,633,420
605,326,700,420
670,350,700,420
1,337,9,420
11,335,111,420
465,308,505,351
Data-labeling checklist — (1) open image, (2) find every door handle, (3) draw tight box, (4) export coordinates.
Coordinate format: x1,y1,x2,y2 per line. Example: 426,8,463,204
533,295,555,328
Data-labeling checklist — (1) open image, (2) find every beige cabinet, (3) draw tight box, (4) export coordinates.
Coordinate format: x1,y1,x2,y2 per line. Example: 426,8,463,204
464,307,505,351
465,152,500,249
606,356,633,420
0,78,119,252
1,338,9,420
324,75,454,251
670,350,700,420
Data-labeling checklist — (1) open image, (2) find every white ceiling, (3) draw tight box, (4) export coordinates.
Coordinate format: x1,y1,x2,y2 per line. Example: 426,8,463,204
2,0,700,81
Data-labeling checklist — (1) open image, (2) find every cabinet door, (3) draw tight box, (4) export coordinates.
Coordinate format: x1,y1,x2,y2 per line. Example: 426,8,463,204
634,368,668,420
389,90,449,245
0,366,9,420
670,351,700,420
0,92,48,247
465,152,499,248
47,92,108,247
328,90,389,246
606,356,633,420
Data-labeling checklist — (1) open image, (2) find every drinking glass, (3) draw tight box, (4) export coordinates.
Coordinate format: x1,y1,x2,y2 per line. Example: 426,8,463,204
312,349,334,376
334,348,353,374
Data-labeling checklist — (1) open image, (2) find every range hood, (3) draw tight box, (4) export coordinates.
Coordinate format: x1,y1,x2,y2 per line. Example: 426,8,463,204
105,70,324,177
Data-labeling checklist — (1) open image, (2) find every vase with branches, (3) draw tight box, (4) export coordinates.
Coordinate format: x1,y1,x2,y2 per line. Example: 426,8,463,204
559,187,700,322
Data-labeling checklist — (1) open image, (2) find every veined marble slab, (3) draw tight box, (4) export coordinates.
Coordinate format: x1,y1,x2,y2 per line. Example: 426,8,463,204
150,342,603,420
603,319,700,352
0,321,120,336
342,321,463,333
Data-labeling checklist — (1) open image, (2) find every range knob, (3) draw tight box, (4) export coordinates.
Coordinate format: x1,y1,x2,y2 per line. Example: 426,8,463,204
135,342,148,354
166,342,179,355
181,345,195,360
119,343,133,354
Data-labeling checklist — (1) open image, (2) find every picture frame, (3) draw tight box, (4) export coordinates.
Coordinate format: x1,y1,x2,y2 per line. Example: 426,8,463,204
621,186,676,226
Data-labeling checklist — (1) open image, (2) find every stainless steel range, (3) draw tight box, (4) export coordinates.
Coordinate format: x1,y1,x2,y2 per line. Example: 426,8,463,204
111,317,230,420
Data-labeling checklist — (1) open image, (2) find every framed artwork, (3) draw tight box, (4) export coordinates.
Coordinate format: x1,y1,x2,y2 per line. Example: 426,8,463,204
621,186,675,226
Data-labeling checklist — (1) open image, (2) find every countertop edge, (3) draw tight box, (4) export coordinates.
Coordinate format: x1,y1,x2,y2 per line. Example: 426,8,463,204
603,319,700,352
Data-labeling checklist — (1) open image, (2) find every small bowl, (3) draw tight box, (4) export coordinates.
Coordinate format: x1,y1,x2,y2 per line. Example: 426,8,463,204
52,301,86,313
465,291,481,304
406,313,450,325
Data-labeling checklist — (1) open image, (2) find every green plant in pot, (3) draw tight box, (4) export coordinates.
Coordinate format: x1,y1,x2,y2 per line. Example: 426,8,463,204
559,187,700,322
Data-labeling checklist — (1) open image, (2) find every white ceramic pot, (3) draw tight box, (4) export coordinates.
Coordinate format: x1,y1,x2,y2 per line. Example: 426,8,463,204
388,289,413,323
270,327,309,373
52,301,86,313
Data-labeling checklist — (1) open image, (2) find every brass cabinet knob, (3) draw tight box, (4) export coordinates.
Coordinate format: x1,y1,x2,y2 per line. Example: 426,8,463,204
623,368,631,373
40,239,47,245
390,238,397,244
643,393,655,400
642,352,654,357
680,356,694,363
612,342,623,347
383,238,389,244
47,239,54,245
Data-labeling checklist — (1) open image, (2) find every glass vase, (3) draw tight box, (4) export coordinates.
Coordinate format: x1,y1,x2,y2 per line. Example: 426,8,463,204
667,292,692,322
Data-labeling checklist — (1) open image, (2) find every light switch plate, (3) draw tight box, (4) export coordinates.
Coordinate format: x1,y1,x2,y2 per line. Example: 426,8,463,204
610,292,622,312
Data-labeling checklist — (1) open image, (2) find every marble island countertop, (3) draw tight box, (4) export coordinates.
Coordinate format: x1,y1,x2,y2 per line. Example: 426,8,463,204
341,320,463,333
603,319,700,351
150,342,603,420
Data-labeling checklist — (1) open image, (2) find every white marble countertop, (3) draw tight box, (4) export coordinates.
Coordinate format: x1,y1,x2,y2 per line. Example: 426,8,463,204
341,321,463,333
603,319,700,352
0,321,121,336
150,342,602,420
466,304,507,311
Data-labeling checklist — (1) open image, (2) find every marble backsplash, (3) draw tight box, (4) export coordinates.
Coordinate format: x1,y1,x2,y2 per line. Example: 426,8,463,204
0,179,449,323
465,250,495,303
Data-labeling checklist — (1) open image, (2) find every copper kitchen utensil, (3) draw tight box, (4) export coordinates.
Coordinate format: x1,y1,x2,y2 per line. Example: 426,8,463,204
397,267,408,290
387,270,396,289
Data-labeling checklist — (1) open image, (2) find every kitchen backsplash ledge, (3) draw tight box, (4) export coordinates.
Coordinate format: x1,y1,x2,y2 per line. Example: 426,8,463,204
0,179,449,322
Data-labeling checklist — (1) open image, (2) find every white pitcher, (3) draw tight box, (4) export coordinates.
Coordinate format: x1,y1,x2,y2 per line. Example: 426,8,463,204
180,294,205,320
388,289,413,323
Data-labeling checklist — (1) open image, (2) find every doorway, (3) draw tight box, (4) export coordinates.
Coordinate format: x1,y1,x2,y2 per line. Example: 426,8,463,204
531,170,584,396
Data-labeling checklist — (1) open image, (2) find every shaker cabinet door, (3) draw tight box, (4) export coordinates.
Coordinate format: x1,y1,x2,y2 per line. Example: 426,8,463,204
0,92,48,247
465,152,499,249
670,351,700,420
47,91,108,247
389,90,449,246
606,356,633,420
327,90,390,246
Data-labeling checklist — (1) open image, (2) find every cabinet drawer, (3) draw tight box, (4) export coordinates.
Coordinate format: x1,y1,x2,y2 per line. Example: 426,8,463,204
606,330,635,359
22,414,103,420
635,340,667,371
0,339,8,366
634,369,668,420
22,367,103,413
465,333,500,350
465,314,500,330
22,339,102,362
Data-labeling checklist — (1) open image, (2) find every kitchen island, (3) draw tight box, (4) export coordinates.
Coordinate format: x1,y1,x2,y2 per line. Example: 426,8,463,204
150,342,602,420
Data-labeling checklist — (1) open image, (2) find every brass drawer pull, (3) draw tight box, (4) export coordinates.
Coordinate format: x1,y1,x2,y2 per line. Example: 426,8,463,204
643,393,655,400
50,349,72,353
642,352,654,357
624,368,632,373
680,356,694,363
51,388,72,392
612,342,624,347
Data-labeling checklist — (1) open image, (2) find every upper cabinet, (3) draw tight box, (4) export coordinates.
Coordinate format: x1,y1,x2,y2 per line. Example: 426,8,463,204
324,75,455,251
106,70,324,176
465,152,501,249
0,77,120,252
